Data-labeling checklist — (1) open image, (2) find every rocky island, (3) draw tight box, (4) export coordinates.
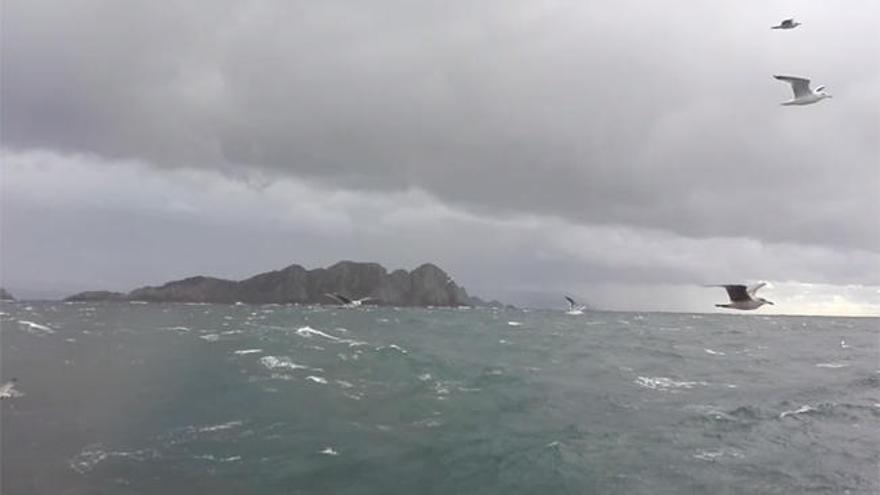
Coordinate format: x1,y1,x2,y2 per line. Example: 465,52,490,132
0,288,15,301
65,261,488,307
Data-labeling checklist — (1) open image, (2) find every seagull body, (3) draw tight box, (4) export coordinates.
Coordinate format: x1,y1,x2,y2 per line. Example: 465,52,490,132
710,283,774,311
325,293,374,308
564,296,586,315
774,75,831,105
771,18,801,30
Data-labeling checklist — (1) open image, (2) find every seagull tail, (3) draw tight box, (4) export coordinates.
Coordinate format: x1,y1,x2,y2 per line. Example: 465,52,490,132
715,304,731,308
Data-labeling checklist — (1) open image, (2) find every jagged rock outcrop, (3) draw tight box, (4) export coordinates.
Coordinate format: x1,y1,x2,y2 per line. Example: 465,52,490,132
237,264,310,304
0,288,14,301
65,261,486,307
64,290,127,302
128,276,239,303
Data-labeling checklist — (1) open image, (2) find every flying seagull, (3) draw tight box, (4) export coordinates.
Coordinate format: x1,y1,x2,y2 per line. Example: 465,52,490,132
324,293,374,308
564,296,586,315
0,378,22,400
774,75,831,105
709,283,774,311
771,18,801,30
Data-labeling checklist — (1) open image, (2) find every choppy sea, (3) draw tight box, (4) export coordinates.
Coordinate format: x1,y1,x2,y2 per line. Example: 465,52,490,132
1,301,878,494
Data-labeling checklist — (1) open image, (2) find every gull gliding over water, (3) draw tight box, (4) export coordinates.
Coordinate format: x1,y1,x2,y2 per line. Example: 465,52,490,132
771,19,801,30
564,296,586,315
710,283,774,311
325,293,374,308
774,75,832,106
0,378,23,399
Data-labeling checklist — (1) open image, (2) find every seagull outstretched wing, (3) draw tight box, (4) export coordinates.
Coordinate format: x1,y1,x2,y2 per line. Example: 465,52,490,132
747,283,767,296
705,284,751,302
774,75,812,98
325,293,353,305
564,296,577,310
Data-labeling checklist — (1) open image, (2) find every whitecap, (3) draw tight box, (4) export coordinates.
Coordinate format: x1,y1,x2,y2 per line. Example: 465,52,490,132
162,326,190,332
198,420,243,433
199,333,220,342
704,349,726,356
418,373,433,381
69,444,158,474
779,405,816,419
507,321,522,327
260,356,310,371
296,326,366,346
268,373,296,381
306,376,328,384
693,450,724,461
18,320,55,334
195,454,242,462
233,349,263,355
336,380,354,388
296,326,338,340
414,418,443,428
815,363,849,369
69,446,109,474
635,376,707,391
319,447,339,456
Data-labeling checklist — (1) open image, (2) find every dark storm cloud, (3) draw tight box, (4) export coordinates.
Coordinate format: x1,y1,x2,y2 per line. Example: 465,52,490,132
2,1,879,251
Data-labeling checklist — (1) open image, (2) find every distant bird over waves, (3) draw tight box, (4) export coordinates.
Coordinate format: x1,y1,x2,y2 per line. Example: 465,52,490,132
325,293,374,308
709,283,774,311
564,296,586,315
774,75,832,105
771,18,801,30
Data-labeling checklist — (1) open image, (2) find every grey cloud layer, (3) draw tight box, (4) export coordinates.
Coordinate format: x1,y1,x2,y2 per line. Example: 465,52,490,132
4,0,878,251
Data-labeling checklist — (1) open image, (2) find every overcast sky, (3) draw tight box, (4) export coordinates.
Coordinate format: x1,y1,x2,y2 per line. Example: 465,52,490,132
2,0,878,314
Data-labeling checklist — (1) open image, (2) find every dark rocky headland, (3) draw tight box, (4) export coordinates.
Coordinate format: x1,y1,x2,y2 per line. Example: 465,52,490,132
0,288,15,301
64,261,492,307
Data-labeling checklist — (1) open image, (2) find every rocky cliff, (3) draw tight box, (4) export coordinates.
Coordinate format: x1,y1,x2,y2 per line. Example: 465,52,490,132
65,261,482,307
0,288,14,301
64,290,130,302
